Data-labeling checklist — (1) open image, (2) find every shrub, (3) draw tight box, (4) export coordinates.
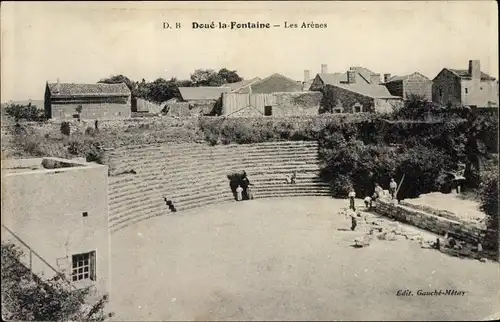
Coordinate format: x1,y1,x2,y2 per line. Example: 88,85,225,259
479,168,499,231
1,242,113,321
60,122,71,136
85,127,98,137
5,103,45,121
329,174,353,197
86,150,104,164
68,140,80,155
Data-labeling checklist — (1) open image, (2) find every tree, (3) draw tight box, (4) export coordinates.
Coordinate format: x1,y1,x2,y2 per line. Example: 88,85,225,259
1,242,113,321
5,103,45,122
144,78,180,103
190,69,223,87
479,167,498,232
60,122,71,136
189,68,242,87
217,68,243,84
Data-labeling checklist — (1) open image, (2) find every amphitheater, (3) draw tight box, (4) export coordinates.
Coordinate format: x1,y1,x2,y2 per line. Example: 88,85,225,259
107,141,329,232
103,140,499,321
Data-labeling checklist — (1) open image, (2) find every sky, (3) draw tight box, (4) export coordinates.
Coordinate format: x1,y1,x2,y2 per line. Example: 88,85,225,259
1,1,498,101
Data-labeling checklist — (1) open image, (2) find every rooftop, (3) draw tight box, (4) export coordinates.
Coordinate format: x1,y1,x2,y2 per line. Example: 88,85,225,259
448,69,496,81
47,82,131,97
178,87,231,100
333,82,399,99
221,77,261,91
383,72,431,84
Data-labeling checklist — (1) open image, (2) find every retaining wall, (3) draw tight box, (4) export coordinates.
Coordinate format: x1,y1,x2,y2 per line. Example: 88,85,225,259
375,199,498,254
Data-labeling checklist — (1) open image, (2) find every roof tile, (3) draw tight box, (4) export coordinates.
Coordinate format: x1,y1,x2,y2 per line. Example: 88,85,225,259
47,82,130,96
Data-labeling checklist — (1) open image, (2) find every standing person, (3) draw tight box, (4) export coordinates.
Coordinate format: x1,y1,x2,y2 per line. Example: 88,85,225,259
349,209,358,231
246,185,254,200
364,196,372,209
236,185,243,201
94,120,99,131
374,183,383,199
242,171,250,200
389,178,397,199
291,171,297,184
348,189,356,210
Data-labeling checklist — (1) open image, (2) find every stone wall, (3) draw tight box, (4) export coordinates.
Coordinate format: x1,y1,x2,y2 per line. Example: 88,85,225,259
323,85,375,113
375,199,498,255
166,100,217,117
51,103,131,120
222,92,322,117
403,74,432,101
432,69,462,107
272,92,322,116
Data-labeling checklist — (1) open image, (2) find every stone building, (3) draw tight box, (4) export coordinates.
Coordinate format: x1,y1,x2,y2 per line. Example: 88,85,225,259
44,81,131,120
382,72,432,101
168,87,231,116
221,91,323,117
432,60,499,108
1,157,110,298
310,66,403,113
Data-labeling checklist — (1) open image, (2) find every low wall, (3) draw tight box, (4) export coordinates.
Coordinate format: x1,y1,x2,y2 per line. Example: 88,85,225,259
375,199,498,253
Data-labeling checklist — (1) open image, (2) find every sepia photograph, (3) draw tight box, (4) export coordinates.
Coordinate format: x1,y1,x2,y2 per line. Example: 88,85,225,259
1,1,499,321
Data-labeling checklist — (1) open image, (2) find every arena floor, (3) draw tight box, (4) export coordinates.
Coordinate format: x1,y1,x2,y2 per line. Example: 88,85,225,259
108,197,499,321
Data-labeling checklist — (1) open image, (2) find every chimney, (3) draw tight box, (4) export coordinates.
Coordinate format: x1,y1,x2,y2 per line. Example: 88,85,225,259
304,69,310,82
347,70,356,84
469,60,480,79
370,74,381,84
321,64,328,74
384,73,391,83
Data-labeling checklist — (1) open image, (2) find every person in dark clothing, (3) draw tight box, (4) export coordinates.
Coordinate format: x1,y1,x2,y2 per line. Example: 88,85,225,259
241,171,251,200
95,120,99,131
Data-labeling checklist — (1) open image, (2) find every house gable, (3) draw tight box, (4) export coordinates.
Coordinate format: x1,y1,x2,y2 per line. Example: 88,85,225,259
250,73,303,93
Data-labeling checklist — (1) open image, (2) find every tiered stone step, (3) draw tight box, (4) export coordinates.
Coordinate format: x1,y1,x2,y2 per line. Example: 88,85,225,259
108,175,167,233
106,141,327,231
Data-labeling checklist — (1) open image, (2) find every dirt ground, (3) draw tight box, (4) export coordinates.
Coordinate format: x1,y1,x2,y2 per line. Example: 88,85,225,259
108,197,499,321
404,192,486,224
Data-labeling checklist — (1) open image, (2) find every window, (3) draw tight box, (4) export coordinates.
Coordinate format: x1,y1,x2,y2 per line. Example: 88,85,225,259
264,106,272,116
72,251,96,282
465,88,468,94
82,212,88,217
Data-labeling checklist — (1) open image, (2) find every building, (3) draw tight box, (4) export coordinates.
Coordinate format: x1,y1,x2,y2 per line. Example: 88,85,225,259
167,87,231,116
310,65,403,113
131,97,164,114
1,157,110,298
44,81,132,120
177,87,231,102
245,73,303,93
382,72,432,101
432,60,499,108
221,77,261,93
221,91,323,117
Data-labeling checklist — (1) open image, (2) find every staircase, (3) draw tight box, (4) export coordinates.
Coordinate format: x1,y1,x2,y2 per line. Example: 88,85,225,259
1,224,75,290
107,141,330,232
